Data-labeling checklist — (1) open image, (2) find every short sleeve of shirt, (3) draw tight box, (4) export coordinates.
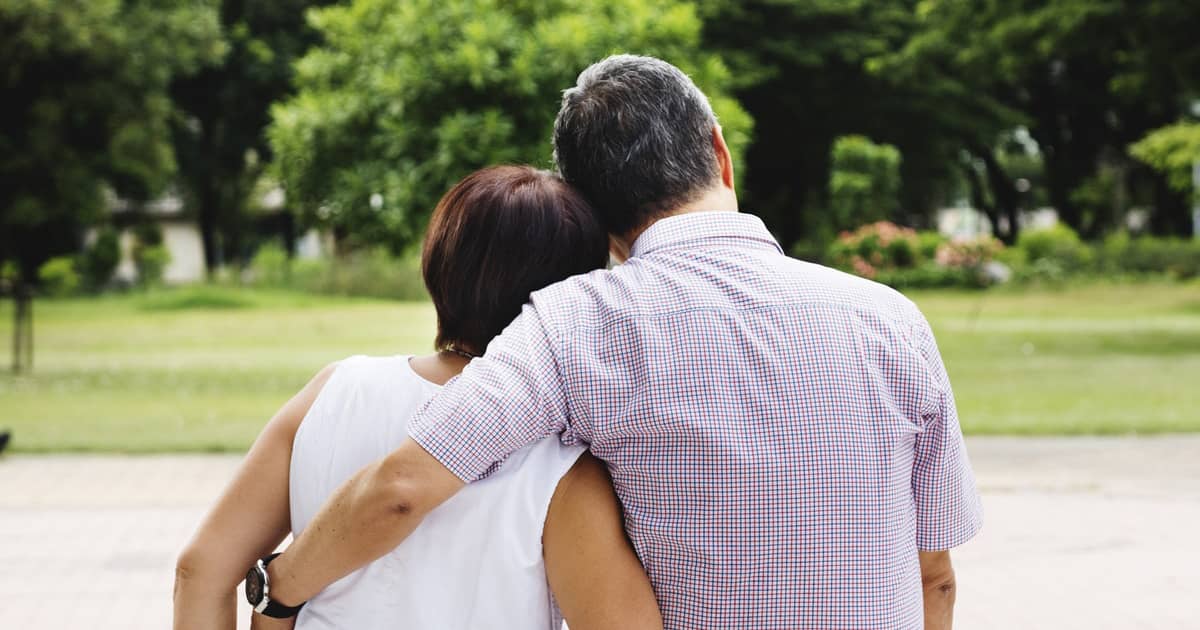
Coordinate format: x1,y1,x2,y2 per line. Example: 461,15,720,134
911,315,984,551
408,302,582,482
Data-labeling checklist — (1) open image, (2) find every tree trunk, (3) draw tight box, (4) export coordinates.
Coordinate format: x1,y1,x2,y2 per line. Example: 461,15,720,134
11,283,32,375
1148,174,1191,236
970,143,1021,244
198,186,220,279
962,161,1001,238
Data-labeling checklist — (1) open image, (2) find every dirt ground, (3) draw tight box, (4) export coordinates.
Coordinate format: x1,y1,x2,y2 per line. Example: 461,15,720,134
2,435,1197,629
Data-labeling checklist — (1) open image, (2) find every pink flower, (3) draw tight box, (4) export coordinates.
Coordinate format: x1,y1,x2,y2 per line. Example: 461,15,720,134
851,256,877,279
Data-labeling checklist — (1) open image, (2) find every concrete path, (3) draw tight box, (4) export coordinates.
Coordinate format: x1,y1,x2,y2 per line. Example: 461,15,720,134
1,436,1198,629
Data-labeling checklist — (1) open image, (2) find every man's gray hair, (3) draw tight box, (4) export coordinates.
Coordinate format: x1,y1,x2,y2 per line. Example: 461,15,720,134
553,55,720,236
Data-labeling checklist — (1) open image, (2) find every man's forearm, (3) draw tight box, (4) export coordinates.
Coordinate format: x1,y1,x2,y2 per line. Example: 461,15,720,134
266,439,465,605
922,576,955,629
919,550,956,630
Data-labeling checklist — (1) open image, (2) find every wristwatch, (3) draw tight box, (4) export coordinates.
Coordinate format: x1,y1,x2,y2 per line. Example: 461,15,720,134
244,553,306,619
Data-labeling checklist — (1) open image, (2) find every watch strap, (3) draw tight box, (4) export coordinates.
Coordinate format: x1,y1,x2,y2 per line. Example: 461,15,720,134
259,597,305,619
257,553,306,619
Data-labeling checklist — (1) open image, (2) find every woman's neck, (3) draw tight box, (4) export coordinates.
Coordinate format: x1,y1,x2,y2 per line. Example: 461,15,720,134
408,351,471,386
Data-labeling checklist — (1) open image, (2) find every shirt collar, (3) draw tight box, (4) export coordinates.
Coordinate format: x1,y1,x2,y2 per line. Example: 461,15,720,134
629,211,784,259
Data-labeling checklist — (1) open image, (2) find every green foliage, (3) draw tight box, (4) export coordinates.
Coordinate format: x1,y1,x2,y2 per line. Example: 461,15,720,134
875,265,975,290
873,0,1200,237
1099,233,1200,280
917,231,948,262
827,221,921,278
134,246,171,287
699,0,955,248
131,222,169,287
828,220,1004,289
1016,224,1092,273
79,228,122,290
249,243,292,286
0,0,224,281
250,245,427,301
37,257,81,297
132,222,164,248
0,261,17,292
271,0,751,251
1130,122,1200,196
171,0,334,273
828,136,903,232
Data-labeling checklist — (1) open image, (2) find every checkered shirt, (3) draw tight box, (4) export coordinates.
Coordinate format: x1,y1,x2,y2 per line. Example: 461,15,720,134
410,211,983,629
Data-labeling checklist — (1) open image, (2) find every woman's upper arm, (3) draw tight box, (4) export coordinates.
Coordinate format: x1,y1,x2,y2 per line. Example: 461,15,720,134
543,453,663,630
176,362,339,589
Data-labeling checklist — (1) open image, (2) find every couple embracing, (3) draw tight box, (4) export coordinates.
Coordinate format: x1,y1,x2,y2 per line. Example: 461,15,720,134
174,55,982,630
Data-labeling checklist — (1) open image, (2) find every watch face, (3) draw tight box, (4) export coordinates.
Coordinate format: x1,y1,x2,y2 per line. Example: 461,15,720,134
245,566,265,605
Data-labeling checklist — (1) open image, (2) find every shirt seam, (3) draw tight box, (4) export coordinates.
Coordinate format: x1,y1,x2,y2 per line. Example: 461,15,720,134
539,306,592,442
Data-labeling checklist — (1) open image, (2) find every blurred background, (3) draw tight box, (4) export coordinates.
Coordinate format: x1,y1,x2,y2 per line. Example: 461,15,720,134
0,1,1198,628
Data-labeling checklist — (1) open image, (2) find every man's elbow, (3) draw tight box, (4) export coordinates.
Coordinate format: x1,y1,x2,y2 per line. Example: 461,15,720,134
923,566,956,597
919,550,957,597
367,440,464,520
366,451,435,519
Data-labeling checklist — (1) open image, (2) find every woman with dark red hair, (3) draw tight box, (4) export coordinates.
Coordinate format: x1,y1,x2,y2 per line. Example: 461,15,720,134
174,166,662,630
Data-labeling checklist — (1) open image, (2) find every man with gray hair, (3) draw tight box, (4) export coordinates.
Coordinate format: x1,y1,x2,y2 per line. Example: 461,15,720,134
261,54,982,629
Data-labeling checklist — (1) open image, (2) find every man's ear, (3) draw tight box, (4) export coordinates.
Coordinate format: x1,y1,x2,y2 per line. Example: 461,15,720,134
712,125,735,190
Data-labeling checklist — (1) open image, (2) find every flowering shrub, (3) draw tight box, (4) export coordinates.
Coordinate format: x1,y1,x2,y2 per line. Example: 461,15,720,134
829,221,1007,288
935,236,1004,270
827,222,921,279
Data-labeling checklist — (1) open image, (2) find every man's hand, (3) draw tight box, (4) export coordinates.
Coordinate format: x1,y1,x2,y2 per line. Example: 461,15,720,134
265,438,465,605
919,550,957,630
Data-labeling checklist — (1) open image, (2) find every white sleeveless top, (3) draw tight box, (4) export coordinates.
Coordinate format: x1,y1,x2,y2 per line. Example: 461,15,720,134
289,355,585,630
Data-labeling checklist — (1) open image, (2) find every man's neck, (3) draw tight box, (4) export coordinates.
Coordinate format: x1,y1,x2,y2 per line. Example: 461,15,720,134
617,186,738,254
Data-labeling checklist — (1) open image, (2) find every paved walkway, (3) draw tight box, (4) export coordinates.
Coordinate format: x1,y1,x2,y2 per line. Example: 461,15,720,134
2,436,1198,629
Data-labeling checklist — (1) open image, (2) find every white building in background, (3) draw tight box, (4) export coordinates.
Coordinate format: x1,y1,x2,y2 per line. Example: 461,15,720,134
936,206,1059,238
106,217,207,285
97,187,326,286
90,192,207,285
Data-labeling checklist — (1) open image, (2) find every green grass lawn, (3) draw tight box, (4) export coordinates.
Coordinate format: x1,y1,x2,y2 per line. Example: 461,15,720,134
1,282,1197,452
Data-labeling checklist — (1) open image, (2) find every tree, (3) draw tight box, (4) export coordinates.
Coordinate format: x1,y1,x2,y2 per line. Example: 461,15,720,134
828,136,902,234
0,0,222,372
1130,122,1200,198
170,0,336,275
270,0,752,252
698,0,972,248
879,0,1200,238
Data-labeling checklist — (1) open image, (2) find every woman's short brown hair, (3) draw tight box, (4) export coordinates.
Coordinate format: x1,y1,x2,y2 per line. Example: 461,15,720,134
421,165,609,356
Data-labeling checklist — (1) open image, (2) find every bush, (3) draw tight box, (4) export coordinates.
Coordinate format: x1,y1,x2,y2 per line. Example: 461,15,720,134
248,243,291,286
829,136,903,232
876,264,974,289
37,256,80,296
1016,224,1092,272
828,222,1006,289
80,227,121,289
298,249,427,300
134,245,171,287
916,231,947,261
828,222,921,279
1099,233,1200,279
934,235,1008,288
1,260,18,292
133,222,164,247
249,245,427,301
